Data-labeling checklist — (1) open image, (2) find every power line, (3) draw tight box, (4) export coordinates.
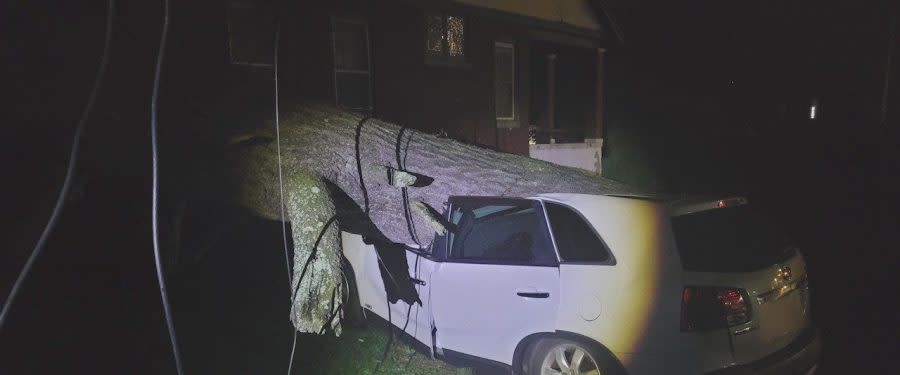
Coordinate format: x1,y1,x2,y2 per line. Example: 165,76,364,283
273,13,291,286
0,0,115,333
149,0,184,372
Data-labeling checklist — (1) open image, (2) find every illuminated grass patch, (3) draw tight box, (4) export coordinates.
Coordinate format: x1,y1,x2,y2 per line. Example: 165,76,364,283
292,325,472,375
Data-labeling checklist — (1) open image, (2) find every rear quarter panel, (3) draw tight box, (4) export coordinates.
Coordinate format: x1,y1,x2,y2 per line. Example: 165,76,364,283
543,195,704,373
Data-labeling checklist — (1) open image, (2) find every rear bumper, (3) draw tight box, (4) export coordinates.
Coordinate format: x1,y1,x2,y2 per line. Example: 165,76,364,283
707,327,822,375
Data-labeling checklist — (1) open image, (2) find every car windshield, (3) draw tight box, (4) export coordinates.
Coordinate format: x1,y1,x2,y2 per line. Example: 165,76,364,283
671,204,792,272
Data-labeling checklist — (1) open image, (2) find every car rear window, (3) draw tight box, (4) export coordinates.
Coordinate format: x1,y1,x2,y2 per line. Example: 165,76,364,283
545,203,611,263
671,204,793,272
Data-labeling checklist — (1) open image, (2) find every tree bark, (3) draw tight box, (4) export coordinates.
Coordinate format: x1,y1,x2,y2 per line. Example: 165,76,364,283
224,102,640,334
284,171,343,335
235,103,637,246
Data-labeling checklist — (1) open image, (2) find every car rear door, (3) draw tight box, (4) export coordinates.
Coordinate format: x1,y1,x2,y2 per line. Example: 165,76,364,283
429,197,560,365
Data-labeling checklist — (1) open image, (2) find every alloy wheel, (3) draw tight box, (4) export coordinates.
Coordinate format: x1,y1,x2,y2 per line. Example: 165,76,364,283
539,343,601,375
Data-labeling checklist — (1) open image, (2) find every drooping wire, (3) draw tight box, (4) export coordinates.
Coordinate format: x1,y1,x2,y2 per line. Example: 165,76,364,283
355,117,394,375
273,11,291,286
357,119,426,375
355,117,372,215
290,215,338,303
355,118,424,287
393,126,420,336
270,14,300,375
287,330,298,375
395,127,422,248
0,0,116,333
286,213,341,374
149,0,184,373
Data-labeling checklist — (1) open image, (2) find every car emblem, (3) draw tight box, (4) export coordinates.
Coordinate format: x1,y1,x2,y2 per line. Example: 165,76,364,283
762,266,799,303
777,266,792,282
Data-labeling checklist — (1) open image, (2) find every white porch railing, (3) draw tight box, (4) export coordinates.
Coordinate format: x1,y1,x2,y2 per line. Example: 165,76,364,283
529,138,603,174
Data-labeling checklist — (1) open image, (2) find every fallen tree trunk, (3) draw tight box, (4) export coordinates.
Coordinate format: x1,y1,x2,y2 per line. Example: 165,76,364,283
235,103,637,245
222,103,642,334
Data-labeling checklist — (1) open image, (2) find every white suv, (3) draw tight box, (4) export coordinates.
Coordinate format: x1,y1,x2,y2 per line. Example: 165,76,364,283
342,194,821,374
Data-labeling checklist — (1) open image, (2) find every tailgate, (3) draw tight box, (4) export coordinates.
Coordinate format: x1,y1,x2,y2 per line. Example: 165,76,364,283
732,251,812,363
671,199,813,364
684,251,812,363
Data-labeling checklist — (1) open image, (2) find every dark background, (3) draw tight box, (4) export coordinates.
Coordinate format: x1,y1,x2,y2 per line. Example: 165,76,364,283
2,0,898,373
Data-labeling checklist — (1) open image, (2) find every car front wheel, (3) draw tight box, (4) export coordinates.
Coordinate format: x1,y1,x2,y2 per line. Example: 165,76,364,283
526,338,603,375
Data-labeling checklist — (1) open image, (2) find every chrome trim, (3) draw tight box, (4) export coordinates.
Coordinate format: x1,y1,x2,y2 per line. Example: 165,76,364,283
538,199,563,263
733,325,757,336
757,276,808,304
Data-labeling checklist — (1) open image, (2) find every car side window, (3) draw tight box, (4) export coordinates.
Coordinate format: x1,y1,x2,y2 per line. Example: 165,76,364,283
447,199,556,266
545,202,611,263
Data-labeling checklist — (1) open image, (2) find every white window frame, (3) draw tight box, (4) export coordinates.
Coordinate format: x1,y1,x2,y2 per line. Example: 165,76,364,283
225,0,275,67
331,17,374,112
495,41,516,121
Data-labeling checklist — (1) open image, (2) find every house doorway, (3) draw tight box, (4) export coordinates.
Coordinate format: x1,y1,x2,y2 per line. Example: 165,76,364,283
530,41,597,143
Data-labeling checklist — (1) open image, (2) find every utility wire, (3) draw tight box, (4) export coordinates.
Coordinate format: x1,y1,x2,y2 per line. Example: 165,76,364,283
273,15,291,285
0,0,115,332
395,127,422,248
268,13,304,375
358,119,425,375
149,0,184,373
279,66,420,375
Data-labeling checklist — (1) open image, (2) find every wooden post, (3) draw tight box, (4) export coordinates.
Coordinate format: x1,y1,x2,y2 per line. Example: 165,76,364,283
547,53,557,142
592,47,607,140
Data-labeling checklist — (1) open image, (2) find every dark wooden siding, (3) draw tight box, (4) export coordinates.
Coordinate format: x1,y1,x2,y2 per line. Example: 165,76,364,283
282,0,535,155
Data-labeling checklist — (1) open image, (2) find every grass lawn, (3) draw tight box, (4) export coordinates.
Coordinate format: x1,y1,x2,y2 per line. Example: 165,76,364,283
291,324,472,375
171,205,474,374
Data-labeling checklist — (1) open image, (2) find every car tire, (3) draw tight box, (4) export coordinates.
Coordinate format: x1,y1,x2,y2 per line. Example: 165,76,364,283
523,337,620,375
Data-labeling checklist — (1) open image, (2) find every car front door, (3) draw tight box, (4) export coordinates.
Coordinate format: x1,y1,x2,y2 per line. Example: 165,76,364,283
429,197,560,365
341,232,437,349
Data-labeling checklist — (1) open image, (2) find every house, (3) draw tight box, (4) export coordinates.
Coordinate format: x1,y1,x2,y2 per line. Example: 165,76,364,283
224,0,619,172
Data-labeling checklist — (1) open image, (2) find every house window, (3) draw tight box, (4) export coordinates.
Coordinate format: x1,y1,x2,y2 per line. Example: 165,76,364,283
495,42,515,120
425,13,466,64
332,18,373,112
226,0,275,67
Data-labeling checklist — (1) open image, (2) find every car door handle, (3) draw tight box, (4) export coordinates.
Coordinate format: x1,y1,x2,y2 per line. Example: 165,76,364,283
517,292,550,298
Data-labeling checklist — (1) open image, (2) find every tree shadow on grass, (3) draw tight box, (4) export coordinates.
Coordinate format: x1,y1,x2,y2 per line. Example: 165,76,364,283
169,201,458,374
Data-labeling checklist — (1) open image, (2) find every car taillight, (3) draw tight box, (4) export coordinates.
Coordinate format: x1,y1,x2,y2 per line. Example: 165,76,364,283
681,286,751,331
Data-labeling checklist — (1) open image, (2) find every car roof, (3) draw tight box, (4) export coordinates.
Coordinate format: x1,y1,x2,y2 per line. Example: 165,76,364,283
450,193,748,209
535,192,672,202
534,193,750,216
534,192,668,205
